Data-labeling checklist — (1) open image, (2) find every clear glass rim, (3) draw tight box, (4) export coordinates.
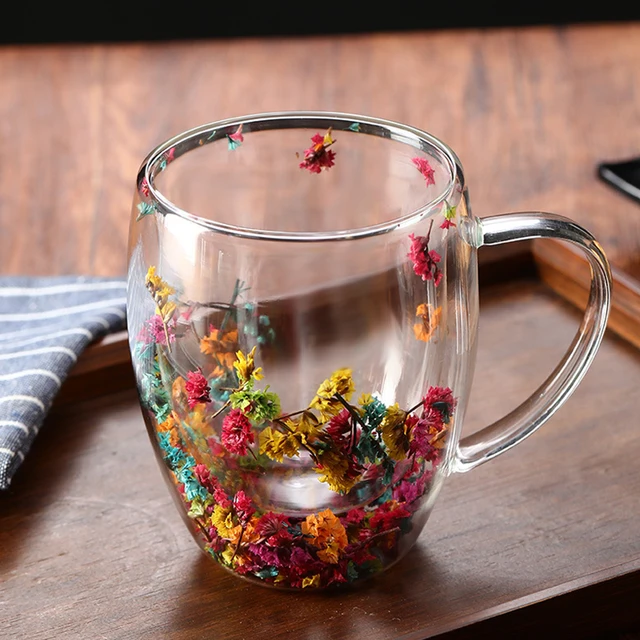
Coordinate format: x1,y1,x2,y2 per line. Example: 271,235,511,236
140,111,461,242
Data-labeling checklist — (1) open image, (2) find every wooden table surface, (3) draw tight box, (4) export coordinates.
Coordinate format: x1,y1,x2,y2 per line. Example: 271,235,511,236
2,22,640,640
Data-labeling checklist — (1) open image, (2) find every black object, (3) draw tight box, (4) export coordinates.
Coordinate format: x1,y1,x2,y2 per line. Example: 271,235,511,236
2,3,640,44
598,158,640,205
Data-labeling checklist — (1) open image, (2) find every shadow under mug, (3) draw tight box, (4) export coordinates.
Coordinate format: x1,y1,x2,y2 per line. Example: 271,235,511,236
126,112,611,590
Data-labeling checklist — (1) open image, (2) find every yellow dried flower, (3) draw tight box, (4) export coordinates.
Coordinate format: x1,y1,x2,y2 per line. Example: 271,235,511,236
380,403,410,461
289,411,323,440
233,346,264,384
315,449,360,494
211,505,241,540
317,541,341,564
145,265,177,330
302,574,321,588
309,368,355,417
259,427,300,462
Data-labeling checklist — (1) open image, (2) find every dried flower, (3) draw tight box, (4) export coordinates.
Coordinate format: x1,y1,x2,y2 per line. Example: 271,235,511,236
413,303,441,342
348,122,361,132
230,388,281,423
136,201,156,221
369,500,411,532
310,368,355,417
211,504,242,540
289,411,323,440
380,403,410,461
422,385,456,425
221,408,255,456
255,512,293,545
227,124,244,150
138,314,176,345
145,266,177,332
302,509,348,559
315,447,363,494
299,129,336,173
185,369,211,409
412,156,436,186
193,463,216,494
233,490,255,525
407,223,443,286
200,326,239,373
259,427,300,462
233,346,263,385
302,574,321,588
441,203,457,229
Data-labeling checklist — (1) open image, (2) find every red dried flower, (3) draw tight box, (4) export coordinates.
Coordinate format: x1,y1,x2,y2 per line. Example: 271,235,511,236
140,177,150,197
233,490,255,525
325,409,357,452
412,157,436,186
407,222,443,286
440,219,456,230
422,385,455,423
255,512,293,545
343,507,366,526
227,124,244,150
369,501,411,532
299,129,336,173
221,408,255,456
185,369,211,409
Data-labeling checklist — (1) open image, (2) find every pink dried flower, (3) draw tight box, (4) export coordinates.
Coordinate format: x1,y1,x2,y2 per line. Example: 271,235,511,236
440,219,456,230
140,177,150,197
408,417,438,460
227,124,244,150
233,490,255,525
299,129,336,173
221,408,255,456
213,484,231,509
193,463,216,494
408,222,443,286
185,369,211,409
138,314,175,346
412,157,436,186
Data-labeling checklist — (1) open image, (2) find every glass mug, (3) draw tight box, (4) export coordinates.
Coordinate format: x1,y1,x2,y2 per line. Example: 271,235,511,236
126,112,611,590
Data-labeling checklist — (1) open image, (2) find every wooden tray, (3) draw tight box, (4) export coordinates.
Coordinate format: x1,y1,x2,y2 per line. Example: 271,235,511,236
10,252,640,640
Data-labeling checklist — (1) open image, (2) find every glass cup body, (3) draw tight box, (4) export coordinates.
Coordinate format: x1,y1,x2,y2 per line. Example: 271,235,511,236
127,113,485,589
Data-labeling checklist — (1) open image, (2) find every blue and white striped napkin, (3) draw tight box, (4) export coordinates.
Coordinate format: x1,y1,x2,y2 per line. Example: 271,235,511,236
0,276,127,489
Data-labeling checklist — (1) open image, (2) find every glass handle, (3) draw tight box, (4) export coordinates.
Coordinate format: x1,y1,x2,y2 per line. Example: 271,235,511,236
453,212,612,473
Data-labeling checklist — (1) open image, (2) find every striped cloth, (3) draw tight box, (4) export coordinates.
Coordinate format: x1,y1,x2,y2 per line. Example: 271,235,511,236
0,276,127,489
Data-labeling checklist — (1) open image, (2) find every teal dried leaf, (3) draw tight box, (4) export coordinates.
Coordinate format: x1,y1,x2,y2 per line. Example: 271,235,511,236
346,561,359,582
348,122,361,132
136,201,156,221
254,567,279,580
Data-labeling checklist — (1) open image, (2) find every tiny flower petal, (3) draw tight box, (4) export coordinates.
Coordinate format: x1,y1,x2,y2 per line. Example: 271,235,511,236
412,157,436,186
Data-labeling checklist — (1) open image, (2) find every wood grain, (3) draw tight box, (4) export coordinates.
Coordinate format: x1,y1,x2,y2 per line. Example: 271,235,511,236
3,279,640,639
1,24,640,279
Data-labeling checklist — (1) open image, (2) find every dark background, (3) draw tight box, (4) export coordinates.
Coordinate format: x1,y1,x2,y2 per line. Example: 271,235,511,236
2,1,640,44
